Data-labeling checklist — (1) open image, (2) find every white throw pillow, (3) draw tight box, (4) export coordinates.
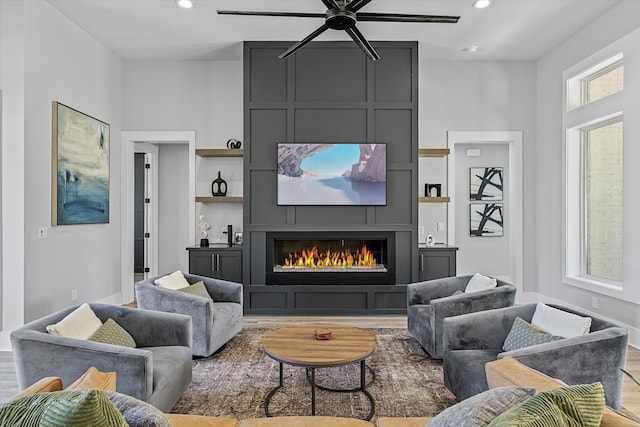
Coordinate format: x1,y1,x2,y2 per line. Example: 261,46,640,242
531,302,591,338
155,270,190,290
464,273,498,293
46,303,103,339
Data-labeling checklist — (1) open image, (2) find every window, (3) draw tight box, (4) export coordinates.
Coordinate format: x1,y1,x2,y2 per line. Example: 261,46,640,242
584,120,623,282
565,54,624,293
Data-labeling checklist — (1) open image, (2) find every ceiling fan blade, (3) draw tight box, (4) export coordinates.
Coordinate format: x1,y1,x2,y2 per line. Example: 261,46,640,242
217,10,325,19
357,13,460,23
320,0,341,9
345,26,380,61
346,0,374,12
279,24,330,59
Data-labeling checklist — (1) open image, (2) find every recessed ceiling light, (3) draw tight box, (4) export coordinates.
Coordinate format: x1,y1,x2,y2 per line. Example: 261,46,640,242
462,45,479,53
176,0,193,9
472,0,491,9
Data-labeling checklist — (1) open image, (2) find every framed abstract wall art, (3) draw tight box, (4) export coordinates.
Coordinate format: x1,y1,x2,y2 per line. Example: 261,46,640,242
52,102,110,225
470,167,503,201
470,203,503,237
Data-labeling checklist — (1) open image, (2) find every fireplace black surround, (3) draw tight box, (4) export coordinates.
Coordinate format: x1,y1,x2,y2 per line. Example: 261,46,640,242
266,231,396,286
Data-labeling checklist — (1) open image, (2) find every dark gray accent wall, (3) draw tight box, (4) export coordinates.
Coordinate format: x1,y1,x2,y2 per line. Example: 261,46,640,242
243,41,418,314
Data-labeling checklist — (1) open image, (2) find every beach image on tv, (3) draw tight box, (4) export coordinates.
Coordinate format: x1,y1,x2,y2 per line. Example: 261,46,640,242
277,143,387,206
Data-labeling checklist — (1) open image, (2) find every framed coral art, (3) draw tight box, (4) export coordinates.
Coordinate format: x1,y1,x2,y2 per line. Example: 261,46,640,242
52,102,110,225
470,203,503,237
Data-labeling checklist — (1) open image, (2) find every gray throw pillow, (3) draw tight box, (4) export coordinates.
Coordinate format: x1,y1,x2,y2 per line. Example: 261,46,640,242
104,391,171,427
426,386,535,427
502,317,563,352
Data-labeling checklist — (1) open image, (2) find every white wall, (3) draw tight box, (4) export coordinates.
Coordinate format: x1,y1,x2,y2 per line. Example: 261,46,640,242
536,0,640,337
1,0,123,334
417,57,537,290
122,60,244,244
157,144,190,273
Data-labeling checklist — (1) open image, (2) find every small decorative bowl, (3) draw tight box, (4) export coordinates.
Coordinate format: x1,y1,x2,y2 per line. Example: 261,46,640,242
314,328,332,340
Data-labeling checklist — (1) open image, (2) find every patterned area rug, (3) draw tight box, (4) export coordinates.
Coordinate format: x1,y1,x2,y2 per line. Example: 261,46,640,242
171,327,457,421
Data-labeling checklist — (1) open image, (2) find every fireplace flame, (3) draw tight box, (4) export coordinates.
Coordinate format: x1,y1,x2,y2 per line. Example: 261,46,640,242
284,245,378,268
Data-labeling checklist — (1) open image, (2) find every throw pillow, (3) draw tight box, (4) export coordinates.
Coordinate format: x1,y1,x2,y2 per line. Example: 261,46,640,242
488,382,605,427
178,280,212,300
46,303,103,340
465,273,498,293
426,386,535,427
88,318,137,348
105,391,171,427
502,317,564,352
155,270,190,290
531,303,591,338
0,389,127,427
451,290,465,296
67,367,117,391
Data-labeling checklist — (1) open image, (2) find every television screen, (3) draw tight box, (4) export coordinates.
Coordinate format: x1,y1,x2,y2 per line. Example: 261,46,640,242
277,143,387,206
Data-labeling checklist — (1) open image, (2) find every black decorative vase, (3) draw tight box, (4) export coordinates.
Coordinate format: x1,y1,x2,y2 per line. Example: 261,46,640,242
211,171,227,197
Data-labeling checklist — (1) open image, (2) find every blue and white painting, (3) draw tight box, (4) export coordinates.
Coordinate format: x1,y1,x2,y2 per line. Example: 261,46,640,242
277,143,387,206
54,102,110,225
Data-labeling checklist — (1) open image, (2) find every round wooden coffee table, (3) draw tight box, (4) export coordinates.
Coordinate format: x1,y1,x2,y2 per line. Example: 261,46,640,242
263,323,377,420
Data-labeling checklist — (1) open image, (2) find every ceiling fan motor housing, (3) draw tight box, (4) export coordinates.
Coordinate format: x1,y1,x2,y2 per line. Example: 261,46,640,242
326,9,357,30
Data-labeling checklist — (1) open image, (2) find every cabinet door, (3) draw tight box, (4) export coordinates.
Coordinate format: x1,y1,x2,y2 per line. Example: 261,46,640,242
214,250,242,283
419,249,456,281
189,250,214,277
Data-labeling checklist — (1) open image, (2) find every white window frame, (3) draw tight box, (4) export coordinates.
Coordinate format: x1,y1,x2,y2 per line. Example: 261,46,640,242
563,53,624,299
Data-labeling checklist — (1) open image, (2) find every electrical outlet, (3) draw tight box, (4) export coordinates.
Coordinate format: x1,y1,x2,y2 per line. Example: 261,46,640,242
38,227,48,239
221,226,227,235
437,222,445,231
419,226,425,235
71,289,78,301
591,297,598,309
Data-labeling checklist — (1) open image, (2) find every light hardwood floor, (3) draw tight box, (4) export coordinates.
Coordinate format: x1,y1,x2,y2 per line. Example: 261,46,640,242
2,315,640,417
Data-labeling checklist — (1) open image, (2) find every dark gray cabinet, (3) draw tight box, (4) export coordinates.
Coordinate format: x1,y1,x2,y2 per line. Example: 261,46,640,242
418,245,458,281
187,246,242,283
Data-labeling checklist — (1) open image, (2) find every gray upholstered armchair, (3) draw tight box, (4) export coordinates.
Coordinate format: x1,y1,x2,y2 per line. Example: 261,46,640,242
10,303,192,412
442,303,629,409
407,275,516,359
135,272,243,357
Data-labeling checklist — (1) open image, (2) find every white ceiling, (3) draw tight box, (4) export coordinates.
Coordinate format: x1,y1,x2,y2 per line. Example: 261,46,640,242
47,0,622,61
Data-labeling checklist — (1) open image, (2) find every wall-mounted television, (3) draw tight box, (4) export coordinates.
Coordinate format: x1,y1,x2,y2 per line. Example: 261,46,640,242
277,143,387,206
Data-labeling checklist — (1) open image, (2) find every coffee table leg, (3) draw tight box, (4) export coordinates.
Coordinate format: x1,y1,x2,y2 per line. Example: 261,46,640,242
264,362,284,417
310,367,316,416
361,360,376,421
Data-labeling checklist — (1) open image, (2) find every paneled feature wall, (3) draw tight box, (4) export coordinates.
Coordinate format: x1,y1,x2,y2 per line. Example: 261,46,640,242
243,41,418,314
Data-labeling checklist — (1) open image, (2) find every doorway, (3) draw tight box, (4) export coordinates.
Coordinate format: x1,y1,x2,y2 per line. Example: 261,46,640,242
447,131,523,294
120,131,195,304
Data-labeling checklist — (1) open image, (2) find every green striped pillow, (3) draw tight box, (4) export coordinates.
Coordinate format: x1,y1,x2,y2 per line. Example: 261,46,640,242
488,382,605,427
0,389,128,427
178,281,212,300
89,318,137,348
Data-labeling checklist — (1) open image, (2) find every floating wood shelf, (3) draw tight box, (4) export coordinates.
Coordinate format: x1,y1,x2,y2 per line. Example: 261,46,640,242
418,148,450,157
196,196,243,203
196,149,243,157
419,197,450,203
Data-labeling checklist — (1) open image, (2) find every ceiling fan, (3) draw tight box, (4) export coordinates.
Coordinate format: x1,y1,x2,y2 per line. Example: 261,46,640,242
217,0,460,61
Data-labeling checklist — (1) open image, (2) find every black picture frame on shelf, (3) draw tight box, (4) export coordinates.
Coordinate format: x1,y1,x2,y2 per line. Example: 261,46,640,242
425,183,442,198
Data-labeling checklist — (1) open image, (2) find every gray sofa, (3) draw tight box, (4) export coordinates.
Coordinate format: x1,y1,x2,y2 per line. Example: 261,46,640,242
442,303,629,409
407,275,516,359
135,272,243,357
10,303,193,412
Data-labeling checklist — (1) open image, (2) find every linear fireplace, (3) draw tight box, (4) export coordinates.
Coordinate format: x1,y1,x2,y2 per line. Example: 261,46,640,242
265,231,395,285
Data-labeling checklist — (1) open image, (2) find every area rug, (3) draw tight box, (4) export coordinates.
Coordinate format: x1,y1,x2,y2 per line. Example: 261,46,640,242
171,327,457,421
